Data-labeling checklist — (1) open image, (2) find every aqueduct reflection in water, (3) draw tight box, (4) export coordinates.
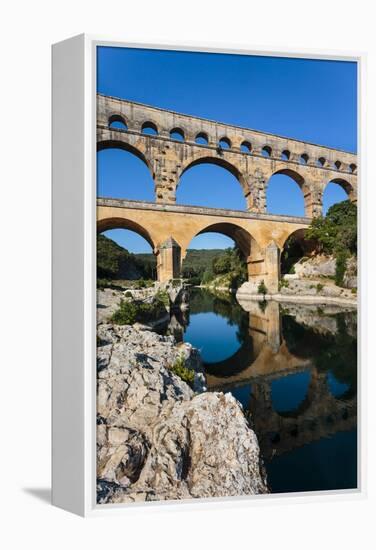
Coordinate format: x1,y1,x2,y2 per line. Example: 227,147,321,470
163,290,357,482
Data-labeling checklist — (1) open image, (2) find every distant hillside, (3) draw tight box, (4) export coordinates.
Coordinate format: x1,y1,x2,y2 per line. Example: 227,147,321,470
97,234,156,280
136,248,228,279
98,235,230,282
181,249,227,278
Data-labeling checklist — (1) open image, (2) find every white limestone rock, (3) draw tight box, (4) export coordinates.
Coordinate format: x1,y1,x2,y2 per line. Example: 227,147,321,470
96,324,268,504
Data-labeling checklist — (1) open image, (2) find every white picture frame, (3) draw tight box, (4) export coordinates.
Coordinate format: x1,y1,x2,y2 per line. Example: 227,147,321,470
52,34,366,517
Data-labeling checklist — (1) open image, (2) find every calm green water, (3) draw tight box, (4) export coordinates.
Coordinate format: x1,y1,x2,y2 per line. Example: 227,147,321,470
176,288,358,494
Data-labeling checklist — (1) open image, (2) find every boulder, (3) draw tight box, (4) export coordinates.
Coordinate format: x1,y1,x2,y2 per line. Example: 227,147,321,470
96,324,268,504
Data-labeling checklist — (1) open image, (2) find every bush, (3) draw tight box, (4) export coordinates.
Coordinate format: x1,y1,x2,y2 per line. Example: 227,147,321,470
111,299,137,325
351,288,357,294
279,279,289,290
257,280,268,295
258,299,268,313
97,278,110,289
134,279,154,289
111,295,167,325
305,200,357,289
335,250,349,287
201,267,214,285
288,265,296,274
124,291,133,298
316,283,324,293
155,289,170,306
169,355,195,386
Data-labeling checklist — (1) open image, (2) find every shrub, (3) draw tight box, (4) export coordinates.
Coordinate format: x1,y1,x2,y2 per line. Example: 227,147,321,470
169,355,194,386
258,299,268,313
111,299,137,325
135,279,154,289
288,265,296,275
155,289,170,307
97,278,110,289
124,291,133,298
257,280,268,295
111,295,167,326
335,250,349,287
279,279,289,290
351,288,357,294
316,283,324,293
201,267,214,285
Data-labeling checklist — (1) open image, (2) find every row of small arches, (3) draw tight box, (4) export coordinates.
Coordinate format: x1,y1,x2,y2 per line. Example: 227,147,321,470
108,115,357,174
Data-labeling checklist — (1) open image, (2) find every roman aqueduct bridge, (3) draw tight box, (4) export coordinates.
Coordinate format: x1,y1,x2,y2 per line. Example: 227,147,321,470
97,94,358,289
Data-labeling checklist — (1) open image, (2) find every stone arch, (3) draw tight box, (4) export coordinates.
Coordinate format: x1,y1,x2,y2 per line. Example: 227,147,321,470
218,136,232,149
240,141,252,153
281,227,308,251
141,120,159,135
169,127,185,141
182,221,263,287
178,154,250,208
266,168,312,217
97,140,156,201
97,217,156,252
195,221,260,258
324,177,355,201
195,132,209,145
280,228,313,275
108,113,128,129
97,139,152,171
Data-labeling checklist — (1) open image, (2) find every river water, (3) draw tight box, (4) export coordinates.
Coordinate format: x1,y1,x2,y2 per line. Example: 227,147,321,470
170,288,357,494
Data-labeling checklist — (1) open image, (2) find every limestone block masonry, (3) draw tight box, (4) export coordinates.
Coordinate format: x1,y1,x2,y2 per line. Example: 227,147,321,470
97,94,358,289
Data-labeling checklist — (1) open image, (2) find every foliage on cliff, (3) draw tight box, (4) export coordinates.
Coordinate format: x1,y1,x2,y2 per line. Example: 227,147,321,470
305,200,357,256
305,200,357,286
111,296,167,325
200,247,247,289
181,249,228,283
97,234,156,280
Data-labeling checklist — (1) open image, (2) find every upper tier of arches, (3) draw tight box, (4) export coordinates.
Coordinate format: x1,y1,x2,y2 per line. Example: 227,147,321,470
99,106,357,175
97,98,357,217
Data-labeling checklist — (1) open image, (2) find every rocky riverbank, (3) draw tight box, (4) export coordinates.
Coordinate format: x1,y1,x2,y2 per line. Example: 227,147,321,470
237,254,357,307
96,322,268,504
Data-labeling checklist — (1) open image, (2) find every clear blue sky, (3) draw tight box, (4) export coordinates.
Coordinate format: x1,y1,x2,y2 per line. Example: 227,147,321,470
97,47,357,253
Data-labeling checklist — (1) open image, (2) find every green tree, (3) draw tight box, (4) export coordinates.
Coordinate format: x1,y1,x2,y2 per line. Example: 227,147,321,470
305,200,357,287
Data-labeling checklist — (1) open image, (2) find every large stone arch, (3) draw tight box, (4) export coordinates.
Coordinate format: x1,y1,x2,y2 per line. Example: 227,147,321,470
97,138,152,172
266,167,314,218
324,177,356,203
97,216,156,251
178,154,251,209
280,227,316,275
97,138,157,202
195,221,259,257
182,221,263,288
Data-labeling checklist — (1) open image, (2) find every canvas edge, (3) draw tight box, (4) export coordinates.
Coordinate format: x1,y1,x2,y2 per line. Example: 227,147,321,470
51,33,367,517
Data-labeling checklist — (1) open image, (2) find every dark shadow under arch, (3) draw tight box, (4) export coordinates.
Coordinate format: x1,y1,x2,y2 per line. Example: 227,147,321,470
280,228,315,275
